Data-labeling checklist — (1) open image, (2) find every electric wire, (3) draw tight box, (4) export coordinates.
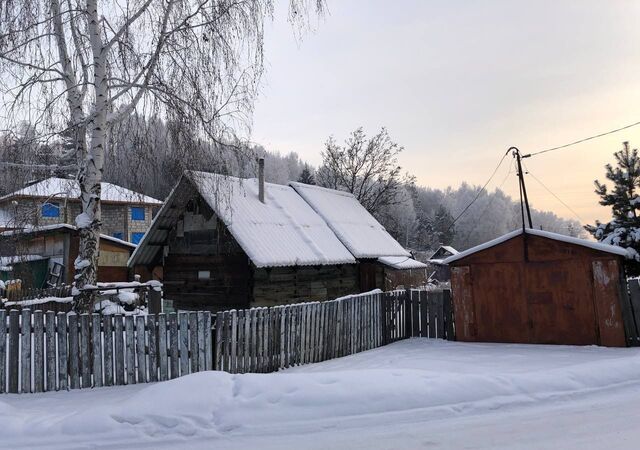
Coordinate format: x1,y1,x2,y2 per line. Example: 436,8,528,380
523,162,584,223
447,148,511,231
525,119,640,158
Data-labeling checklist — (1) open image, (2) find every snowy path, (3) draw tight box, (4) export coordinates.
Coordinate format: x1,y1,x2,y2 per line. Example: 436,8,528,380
2,339,640,449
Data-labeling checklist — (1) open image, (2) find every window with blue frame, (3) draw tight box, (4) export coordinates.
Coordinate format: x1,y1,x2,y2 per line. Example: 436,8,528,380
41,202,60,218
112,232,124,240
131,207,145,221
131,232,145,244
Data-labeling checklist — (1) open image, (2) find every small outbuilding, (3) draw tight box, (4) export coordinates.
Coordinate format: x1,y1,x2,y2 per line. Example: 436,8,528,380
427,245,459,282
0,224,136,286
445,228,634,347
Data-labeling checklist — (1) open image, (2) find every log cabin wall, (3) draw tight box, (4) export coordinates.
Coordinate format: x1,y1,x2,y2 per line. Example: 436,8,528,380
162,197,251,312
252,264,358,307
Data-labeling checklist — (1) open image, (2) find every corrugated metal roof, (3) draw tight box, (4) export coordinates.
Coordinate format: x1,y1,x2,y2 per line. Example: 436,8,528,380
129,173,356,268
443,228,630,264
289,182,411,259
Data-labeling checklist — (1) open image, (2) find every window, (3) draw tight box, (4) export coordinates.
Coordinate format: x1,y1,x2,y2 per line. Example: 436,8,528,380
198,270,211,280
131,232,145,244
112,232,124,240
41,202,60,218
131,207,145,221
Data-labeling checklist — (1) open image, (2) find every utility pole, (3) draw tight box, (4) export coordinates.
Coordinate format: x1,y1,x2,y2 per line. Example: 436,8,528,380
510,147,533,229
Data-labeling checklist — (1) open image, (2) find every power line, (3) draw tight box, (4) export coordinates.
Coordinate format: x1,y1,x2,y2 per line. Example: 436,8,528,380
448,148,511,230
524,119,640,158
460,158,515,244
524,162,584,223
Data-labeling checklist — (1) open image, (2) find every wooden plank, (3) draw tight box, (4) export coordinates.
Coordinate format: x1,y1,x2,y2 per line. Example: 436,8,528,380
103,315,114,386
204,312,212,371
125,315,136,384
215,312,223,371
280,306,287,369
80,314,91,388
68,313,79,389
8,309,19,393
263,308,270,371
91,314,103,387
114,315,125,385
189,312,199,374
197,311,206,372
158,313,168,381
45,311,56,392
229,310,237,374
57,312,68,390
428,292,437,338
179,312,189,376
169,313,179,379
147,315,158,382
234,310,243,373
256,308,264,372
21,309,32,393
436,291,445,339
243,309,251,373
249,308,257,372
33,310,44,393
443,289,455,340
420,290,428,338
136,315,147,383
626,279,640,345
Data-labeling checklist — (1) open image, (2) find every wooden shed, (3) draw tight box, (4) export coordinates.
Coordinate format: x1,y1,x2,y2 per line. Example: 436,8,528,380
445,228,634,347
0,224,136,286
129,171,359,311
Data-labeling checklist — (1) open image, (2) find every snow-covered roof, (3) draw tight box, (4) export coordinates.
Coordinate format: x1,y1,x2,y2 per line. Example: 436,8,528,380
440,246,458,255
378,256,428,270
130,173,357,268
443,228,630,264
289,182,410,259
0,177,162,205
0,223,137,248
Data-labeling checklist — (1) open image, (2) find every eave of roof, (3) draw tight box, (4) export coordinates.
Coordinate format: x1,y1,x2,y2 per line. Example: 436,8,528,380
443,228,630,264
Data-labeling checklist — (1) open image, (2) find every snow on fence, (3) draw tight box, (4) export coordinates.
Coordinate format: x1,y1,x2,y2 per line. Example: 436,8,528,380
0,288,451,394
0,309,212,394
212,288,454,374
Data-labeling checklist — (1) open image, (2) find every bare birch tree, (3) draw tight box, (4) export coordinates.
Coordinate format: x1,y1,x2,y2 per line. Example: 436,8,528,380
317,127,408,216
0,0,323,311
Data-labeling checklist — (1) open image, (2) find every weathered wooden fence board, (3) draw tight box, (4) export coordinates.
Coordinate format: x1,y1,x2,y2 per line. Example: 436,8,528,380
0,309,213,395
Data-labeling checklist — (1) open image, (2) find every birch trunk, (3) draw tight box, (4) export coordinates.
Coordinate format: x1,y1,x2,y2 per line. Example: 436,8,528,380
73,0,107,312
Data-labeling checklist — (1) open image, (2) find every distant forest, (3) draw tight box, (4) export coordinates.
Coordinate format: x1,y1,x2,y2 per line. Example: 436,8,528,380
0,116,582,252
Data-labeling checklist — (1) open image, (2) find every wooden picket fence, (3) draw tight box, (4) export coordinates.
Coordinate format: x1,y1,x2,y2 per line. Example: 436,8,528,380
0,309,212,394
0,288,451,394
1,284,73,303
213,288,454,374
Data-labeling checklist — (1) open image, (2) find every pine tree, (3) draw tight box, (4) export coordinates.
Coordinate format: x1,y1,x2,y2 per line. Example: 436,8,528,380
431,204,455,247
298,164,316,185
586,141,640,275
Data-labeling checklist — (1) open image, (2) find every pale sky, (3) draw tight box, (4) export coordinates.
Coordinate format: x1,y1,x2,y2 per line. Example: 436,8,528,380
252,0,640,226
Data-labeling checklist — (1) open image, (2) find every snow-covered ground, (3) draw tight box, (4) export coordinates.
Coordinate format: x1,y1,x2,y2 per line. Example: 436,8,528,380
2,339,640,449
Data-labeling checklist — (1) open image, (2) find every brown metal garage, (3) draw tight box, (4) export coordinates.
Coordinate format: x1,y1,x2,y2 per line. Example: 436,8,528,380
445,228,634,347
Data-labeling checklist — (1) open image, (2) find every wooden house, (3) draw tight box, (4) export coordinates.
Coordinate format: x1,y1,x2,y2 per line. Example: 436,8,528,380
0,224,136,287
290,182,428,290
129,170,358,311
445,228,634,347
427,245,459,282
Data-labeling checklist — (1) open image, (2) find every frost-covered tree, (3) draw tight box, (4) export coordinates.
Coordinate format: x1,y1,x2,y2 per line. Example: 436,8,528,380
430,204,455,247
586,141,640,274
0,0,323,311
317,127,407,215
298,164,316,185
